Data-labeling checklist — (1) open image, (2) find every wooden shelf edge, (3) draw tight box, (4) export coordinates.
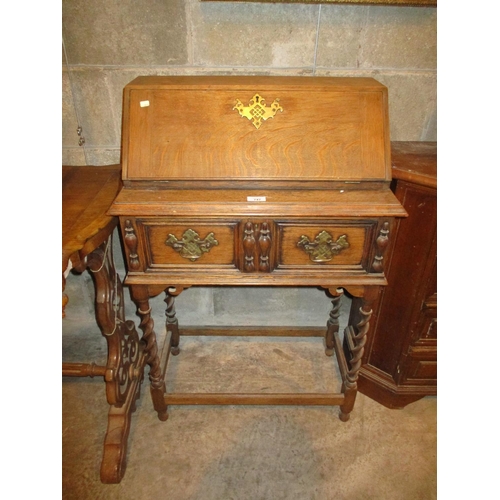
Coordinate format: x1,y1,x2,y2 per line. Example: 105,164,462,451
164,392,345,406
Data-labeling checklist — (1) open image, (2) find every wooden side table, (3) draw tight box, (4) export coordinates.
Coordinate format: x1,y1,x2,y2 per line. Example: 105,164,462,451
62,165,146,483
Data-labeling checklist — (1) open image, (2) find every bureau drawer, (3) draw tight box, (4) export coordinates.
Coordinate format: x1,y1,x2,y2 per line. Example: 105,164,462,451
140,219,238,269
276,221,375,271
126,217,387,277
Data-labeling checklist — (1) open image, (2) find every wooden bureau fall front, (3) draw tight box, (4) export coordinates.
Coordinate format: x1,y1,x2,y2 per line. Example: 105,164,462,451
108,76,407,422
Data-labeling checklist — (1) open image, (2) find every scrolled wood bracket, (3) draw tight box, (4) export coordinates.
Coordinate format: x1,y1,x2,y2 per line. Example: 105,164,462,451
297,230,349,263
165,228,218,262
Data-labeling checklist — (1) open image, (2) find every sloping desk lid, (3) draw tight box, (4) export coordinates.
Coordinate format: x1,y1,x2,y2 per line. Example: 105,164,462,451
121,76,391,183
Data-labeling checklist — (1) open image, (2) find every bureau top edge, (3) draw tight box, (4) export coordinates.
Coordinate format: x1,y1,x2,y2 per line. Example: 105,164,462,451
124,75,387,91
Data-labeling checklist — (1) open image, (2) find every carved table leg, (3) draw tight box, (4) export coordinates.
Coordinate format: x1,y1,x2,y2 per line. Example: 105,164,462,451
325,287,344,357
339,286,378,422
130,284,169,421
165,288,182,356
86,236,145,483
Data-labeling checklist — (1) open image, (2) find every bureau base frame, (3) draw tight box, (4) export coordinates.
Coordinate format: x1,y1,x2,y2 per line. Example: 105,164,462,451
130,284,379,422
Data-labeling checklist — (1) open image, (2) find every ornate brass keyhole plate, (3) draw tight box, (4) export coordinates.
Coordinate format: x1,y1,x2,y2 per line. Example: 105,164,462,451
297,231,349,263
233,94,283,129
165,229,219,261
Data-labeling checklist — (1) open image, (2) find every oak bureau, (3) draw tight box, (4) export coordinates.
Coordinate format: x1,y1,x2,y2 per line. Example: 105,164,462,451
109,76,407,422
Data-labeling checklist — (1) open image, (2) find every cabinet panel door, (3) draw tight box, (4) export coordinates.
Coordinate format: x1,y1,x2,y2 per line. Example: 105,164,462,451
365,180,437,381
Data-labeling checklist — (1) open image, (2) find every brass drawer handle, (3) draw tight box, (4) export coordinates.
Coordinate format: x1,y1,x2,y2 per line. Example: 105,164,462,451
233,94,283,129
165,229,218,262
297,231,349,263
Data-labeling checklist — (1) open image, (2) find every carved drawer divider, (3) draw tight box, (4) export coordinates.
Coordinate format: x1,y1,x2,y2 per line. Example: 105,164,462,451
371,221,390,272
242,221,273,272
124,219,141,270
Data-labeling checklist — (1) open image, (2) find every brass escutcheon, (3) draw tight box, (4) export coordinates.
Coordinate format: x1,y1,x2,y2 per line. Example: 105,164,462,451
297,231,349,263
233,94,283,129
165,229,219,262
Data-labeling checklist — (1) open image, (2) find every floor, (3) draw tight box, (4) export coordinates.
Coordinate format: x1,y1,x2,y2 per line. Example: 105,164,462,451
62,246,437,500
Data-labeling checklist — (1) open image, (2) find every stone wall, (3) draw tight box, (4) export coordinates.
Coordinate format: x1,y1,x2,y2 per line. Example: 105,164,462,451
62,0,436,164
62,0,436,326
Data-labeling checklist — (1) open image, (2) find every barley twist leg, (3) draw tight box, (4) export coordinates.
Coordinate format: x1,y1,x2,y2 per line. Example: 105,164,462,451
325,287,344,357
165,289,181,356
130,285,169,421
339,287,377,422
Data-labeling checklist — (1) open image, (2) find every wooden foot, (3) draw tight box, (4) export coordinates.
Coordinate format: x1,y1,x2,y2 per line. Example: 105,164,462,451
339,410,350,422
338,382,357,422
100,363,143,483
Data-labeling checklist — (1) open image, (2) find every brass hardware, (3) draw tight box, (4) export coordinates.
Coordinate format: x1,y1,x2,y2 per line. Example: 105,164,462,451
233,94,283,129
77,126,85,146
165,229,218,261
297,231,349,263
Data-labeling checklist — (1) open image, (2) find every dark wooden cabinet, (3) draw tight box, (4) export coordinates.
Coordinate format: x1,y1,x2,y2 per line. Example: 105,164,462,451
358,141,437,408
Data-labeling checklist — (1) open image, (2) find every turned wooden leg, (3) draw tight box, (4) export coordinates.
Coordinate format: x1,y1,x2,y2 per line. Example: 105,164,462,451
325,288,344,357
165,289,181,356
339,287,378,422
86,236,145,483
130,284,169,422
